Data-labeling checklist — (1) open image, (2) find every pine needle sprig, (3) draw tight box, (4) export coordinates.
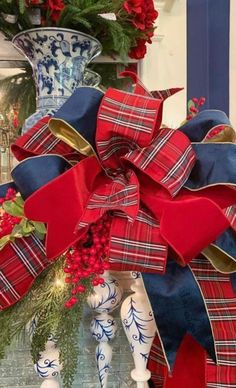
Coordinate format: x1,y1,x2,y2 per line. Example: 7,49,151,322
0,68,36,127
0,255,93,388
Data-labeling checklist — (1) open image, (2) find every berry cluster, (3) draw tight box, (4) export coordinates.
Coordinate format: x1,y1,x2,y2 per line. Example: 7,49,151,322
0,188,21,238
187,96,206,121
64,213,112,308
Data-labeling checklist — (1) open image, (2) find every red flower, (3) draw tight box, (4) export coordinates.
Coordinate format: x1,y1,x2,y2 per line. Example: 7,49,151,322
129,39,147,59
123,0,143,14
123,0,158,42
44,0,65,22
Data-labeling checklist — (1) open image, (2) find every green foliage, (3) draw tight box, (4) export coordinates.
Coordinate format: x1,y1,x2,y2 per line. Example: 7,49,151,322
58,0,132,57
0,194,46,249
0,68,36,128
0,256,92,388
3,197,24,217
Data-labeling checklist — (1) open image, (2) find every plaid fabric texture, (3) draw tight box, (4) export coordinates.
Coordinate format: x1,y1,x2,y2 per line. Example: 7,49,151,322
82,171,139,222
97,88,195,197
0,234,49,310
224,205,236,231
148,335,168,388
11,116,76,161
151,88,183,100
109,209,167,273
190,255,236,387
97,88,163,170
124,128,195,197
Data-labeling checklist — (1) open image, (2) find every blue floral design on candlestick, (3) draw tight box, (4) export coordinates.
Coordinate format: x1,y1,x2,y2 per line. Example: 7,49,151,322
122,298,154,344
87,278,122,313
140,352,149,361
131,271,141,279
96,345,111,388
91,316,117,342
35,358,59,378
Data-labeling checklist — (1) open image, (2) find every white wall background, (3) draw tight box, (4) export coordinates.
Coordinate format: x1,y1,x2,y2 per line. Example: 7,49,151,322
141,0,187,128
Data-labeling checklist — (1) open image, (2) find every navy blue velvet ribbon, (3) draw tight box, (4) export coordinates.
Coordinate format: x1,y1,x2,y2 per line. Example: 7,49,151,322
52,87,104,152
179,110,231,142
8,155,71,200
185,143,236,189
142,260,216,370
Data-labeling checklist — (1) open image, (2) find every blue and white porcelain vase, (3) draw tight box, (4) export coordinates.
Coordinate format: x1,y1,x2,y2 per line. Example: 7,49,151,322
12,27,102,132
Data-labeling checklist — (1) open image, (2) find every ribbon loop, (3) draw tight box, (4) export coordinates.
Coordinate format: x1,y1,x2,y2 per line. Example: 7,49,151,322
123,128,196,197
96,87,163,170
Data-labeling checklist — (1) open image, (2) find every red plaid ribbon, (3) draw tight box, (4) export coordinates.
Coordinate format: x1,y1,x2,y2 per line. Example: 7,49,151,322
0,234,49,310
11,116,80,162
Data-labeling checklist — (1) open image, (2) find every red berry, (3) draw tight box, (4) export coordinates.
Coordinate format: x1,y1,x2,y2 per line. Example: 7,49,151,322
192,97,198,104
189,106,198,113
92,279,99,286
77,284,86,293
103,262,111,270
199,97,206,106
64,301,72,309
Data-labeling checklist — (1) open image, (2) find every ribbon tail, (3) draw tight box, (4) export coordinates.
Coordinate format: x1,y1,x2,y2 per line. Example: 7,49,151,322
142,260,216,371
164,335,206,388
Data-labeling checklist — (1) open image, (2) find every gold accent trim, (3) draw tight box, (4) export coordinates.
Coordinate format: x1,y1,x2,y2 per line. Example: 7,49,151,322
49,118,95,157
205,125,236,143
202,244,236,274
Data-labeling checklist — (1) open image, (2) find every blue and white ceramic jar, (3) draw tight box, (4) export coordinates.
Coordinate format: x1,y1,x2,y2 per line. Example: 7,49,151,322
12,28,102,132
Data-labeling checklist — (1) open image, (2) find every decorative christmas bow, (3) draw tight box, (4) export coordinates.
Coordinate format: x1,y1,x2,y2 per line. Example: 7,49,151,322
1,75,236,387
1,80,236,311
23,86,236,271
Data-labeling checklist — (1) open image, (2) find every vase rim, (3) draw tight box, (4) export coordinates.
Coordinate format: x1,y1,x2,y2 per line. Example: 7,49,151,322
12,27,102,52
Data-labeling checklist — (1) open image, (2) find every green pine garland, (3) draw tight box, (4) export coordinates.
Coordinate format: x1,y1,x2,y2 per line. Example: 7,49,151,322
0,66,36,128
0,255,92,388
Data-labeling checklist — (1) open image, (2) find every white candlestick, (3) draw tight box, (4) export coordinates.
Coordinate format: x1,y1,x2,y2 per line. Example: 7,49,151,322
121,272,156,388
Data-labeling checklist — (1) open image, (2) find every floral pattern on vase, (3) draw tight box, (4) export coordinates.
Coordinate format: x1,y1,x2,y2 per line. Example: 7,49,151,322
12,28,102,132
